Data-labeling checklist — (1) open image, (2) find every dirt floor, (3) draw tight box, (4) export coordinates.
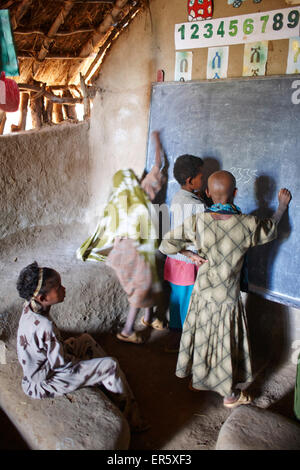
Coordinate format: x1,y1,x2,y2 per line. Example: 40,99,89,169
100,327,231,450
0,323,296,451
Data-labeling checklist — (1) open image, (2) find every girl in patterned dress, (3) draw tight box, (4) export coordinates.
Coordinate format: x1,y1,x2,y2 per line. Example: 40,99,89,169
77,131,167,345
16,261,148,431
160,171,291,408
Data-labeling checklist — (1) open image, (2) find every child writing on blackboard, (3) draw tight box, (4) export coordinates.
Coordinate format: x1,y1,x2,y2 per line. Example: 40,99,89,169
160,170,291,407
77,131,166,344
16,261,148,431
163,154,207,352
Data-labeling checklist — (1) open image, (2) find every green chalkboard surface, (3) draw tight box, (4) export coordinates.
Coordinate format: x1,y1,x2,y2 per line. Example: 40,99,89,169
146,76,300,308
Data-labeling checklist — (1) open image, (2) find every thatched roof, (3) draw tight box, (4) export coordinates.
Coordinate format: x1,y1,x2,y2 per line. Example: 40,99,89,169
1,0,147,87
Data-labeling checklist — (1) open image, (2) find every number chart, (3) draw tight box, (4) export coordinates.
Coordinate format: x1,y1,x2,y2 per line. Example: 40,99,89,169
175,7,300,50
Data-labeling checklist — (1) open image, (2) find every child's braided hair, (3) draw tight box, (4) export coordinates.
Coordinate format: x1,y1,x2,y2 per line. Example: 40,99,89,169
16,261,58,301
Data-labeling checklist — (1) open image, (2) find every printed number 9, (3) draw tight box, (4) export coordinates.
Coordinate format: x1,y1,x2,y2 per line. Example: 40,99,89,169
243,18,254,35
287,10,299,29
273,13,283,31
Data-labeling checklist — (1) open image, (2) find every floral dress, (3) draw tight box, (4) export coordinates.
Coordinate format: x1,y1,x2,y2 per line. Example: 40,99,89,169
159,212,277,397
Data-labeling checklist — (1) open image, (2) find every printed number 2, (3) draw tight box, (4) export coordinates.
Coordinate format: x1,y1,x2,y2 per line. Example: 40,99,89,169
191,24,199,39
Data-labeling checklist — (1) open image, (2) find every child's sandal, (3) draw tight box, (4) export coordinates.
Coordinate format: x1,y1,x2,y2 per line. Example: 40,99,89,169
116,331,144,344
141,316,166,330
223,391,252,408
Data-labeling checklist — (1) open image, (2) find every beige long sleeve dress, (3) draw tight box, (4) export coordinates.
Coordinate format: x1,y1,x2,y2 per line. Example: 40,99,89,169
159,212,278,397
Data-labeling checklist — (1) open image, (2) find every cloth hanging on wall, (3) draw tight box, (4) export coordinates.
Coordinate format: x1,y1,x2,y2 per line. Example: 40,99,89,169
0,71,20,112
0,10,19,77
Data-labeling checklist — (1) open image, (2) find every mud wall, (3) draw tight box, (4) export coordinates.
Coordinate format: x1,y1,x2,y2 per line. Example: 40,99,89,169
0,122,90,245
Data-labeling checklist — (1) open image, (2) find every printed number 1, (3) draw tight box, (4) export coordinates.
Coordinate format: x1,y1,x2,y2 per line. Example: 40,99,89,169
260,15,269,33
178,24,185,40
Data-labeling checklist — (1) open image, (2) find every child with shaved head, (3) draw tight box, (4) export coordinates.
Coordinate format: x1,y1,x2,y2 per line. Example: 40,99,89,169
160,170,291,407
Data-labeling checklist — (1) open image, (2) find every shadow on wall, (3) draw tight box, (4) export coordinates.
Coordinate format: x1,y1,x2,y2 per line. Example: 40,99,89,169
199,157,221,205
248,174,292,292
245,175,292,397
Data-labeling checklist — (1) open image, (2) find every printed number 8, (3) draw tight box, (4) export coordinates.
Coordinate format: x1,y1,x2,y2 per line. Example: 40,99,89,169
273,13,283,31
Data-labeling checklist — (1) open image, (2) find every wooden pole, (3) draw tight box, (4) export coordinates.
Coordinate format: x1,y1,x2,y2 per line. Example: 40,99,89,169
18,84,83,104
30,92,43,129
80,73,90,120
53,103,64,123
0,111,6,135
19,92,29,130
45,97,54,124
11,92,29,132
32,0,75,78
79,0,130,58
63,91,77,120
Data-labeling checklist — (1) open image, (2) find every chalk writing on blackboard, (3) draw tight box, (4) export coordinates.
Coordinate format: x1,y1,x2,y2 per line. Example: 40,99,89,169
229,167,258,185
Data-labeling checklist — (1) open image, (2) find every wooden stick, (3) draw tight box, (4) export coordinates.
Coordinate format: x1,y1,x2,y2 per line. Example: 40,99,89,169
18,84,83,104
18,52,88,60
80,73,90,119
0,112,6,135
14,28,95,36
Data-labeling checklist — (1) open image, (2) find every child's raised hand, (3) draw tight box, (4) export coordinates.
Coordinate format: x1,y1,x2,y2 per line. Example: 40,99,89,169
278,188,292,208
152,130,160,142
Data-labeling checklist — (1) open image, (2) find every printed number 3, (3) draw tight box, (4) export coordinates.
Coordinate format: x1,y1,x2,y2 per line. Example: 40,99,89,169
204,23,213,38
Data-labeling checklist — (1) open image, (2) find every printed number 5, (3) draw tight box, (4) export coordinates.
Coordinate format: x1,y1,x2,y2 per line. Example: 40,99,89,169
229,20,238,37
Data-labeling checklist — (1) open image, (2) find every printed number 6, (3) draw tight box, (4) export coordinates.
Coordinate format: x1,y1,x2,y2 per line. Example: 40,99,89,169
243,18,254,35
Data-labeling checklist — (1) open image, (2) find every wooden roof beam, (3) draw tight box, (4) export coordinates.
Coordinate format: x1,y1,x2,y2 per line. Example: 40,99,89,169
15,28,95,36
11,0,34,30
32,0,75,78
79,0,131,58
84,3,140,83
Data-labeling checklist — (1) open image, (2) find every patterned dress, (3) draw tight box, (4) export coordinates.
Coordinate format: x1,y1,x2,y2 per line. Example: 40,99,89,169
159,212,278,397
17,304,132,400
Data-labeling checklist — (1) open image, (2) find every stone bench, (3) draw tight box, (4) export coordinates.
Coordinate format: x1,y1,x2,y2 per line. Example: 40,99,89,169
0,229,132,450
216,405,300,450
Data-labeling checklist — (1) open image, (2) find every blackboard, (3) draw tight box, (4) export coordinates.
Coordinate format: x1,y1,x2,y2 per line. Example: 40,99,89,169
146,76,300,309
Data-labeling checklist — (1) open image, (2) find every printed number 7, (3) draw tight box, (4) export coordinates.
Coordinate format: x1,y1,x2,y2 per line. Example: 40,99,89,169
229,20,238,37
260,15,269,33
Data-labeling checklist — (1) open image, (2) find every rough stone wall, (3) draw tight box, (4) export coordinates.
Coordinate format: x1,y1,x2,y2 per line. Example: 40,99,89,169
0,121,91,242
